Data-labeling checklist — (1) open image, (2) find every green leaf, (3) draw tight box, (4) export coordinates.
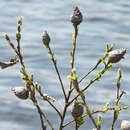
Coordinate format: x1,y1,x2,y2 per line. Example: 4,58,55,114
73,73,78,80
79,91,85,98
76,117,85,127
123,106,128,110
106,63,112,70
96,74,102,79
117,68,122,79
70,51,73,56
86,108,91,116
101,59,106,65
106,103,109,107
115,102,120,110
67,75,72,80
109,44,115,52
90,78,94,83
78,101,85,106
21,67,27,75
97,120,102,127
54,58,57,63
105,43,109,52
29,73,33,81
35,83,41,91
115,111,119,119
97,115,102,127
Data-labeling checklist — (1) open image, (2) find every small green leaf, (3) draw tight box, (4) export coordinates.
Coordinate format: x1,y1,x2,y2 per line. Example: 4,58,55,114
123,106,128,110
96,74,101,79
35,83,41,91
78,101,85,106
103,108,108,113
101,59,106,65
117,68,122,79
106,63,112,70
90,78,94,83
21,67,27,75
115,111,119,119
106,103,109,107
76,117,85,127
29,74,33,81
70,51,73,56
115,102,120,110
97,115,102,127
86,108,91,116
79,91,85,98
67,75,72,80
54,58,57,63
109,44,115,52
97,120,102,128
73,73,78,80
105,43,109,52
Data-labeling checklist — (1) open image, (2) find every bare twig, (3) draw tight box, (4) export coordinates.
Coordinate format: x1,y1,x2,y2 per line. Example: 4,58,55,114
79,59,102,83
59,25,78,130
48,47,67,101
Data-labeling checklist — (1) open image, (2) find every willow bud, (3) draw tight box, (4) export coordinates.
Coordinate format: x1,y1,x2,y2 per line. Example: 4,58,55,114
42,31,50,47
71,100,84,118
121,120,130,130
108,48,127,63
16,31,21,41
12,87,29,100
4,33,10,41
70,6,83,26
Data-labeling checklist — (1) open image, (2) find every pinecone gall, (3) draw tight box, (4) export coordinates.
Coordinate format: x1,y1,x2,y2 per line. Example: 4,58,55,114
71,100,84,118
12,87,29,100
108,48,127,63
121,120,130,130
70,6,83,26
42,31,51,48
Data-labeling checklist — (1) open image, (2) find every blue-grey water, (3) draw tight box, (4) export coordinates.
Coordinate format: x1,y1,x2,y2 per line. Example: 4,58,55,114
0,0,130,130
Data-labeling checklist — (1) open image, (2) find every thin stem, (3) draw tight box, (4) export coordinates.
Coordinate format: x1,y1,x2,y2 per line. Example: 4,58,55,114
69,64,109,106
59,25,78,130
112,90,125,130
35,104,47,130
71,24,78,69
59,104,68,130
48,47,67,101
40,107,54,130
75,120,78,130
63,107,118,128
37,89,62,119
47,100,62,119
74,78,98,129
79,59,102,83
68,76,99,106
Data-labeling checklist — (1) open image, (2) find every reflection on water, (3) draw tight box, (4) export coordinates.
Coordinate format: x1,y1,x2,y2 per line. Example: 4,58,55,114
0,0,130,130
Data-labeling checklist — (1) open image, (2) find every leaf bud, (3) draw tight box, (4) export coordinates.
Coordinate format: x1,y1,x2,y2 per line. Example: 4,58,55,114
16,31,21,40
4,33,10,41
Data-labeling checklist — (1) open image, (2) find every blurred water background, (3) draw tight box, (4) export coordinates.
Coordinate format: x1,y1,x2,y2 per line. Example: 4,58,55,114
0,0,130,130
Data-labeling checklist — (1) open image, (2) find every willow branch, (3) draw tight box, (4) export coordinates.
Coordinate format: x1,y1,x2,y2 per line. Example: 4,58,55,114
48,47,67,101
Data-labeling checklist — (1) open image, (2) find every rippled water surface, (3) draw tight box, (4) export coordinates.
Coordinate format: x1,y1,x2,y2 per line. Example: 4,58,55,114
0,0,130,130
